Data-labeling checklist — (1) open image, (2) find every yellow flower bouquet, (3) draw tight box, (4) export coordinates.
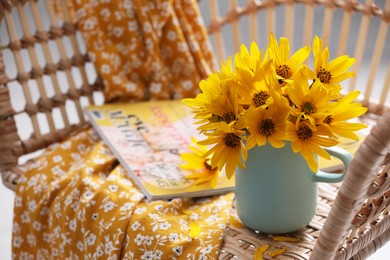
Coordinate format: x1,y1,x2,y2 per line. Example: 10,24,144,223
182,34,367,180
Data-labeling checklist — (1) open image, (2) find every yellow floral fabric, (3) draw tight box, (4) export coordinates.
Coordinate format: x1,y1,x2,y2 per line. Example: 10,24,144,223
72,0,216,102
13,127,233,259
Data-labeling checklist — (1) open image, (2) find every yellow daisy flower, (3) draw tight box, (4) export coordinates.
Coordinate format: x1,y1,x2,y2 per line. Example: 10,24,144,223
183,73,226,127
245,99,290,149
182,74,218,109
322,90,368,140
180,138,220,187
198,80,242,131
199,123,247,179
286,121,339,173
268,33,311,84
234,42,264,87
288,73,331,126
312,36,355,96
235,60,280,109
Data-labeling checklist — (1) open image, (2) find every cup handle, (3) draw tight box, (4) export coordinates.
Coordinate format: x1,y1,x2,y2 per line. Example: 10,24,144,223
312,146,353,183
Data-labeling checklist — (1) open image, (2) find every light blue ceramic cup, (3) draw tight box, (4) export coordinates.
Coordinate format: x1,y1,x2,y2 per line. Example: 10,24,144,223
234,142,352,234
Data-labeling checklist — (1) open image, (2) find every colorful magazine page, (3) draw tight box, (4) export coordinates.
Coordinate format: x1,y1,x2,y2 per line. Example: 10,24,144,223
85,100,234,200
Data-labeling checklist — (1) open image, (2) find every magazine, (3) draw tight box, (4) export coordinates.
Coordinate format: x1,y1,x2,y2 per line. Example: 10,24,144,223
85,100,235,200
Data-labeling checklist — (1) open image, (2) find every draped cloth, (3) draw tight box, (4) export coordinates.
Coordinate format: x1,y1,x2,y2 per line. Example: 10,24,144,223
73,0,217,102
12,1,234,259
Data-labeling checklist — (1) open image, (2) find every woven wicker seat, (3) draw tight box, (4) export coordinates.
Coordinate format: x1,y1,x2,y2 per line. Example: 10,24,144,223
1,0,390,259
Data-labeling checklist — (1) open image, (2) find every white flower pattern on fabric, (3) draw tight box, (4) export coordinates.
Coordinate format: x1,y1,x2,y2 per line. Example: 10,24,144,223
172,245,183,256
86,233,97,246
131,221,141,231
159,222,171,230
134,234,144,246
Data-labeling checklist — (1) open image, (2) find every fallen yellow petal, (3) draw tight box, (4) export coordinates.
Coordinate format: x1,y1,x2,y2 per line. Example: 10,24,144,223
268,248,286,257
254,244,270,260
259,244,270,253
189,222,200,238
254,249,263,260
229,216,244,228
271,235,300,243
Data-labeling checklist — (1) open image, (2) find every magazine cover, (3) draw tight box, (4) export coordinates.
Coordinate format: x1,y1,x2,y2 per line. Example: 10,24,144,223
85,100,235,200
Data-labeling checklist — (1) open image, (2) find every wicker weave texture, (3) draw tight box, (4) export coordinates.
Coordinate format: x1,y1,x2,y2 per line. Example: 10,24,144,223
0,0,103,172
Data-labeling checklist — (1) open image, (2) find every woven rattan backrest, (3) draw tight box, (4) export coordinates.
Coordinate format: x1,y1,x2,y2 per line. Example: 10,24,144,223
312,111,390,259
0,0,103,170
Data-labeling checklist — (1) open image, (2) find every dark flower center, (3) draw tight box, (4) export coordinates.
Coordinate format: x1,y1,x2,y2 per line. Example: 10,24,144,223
302,102,316,114
323,115,333,124
210,112,236,124
221,112,236,124
253,91,270,107
223,133,241,149
317,67,332,83
297,125,313,141
276,64,292,79
259,119,276,137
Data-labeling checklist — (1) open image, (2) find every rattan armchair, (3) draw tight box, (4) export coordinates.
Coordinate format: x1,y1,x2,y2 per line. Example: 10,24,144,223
1,0,390,259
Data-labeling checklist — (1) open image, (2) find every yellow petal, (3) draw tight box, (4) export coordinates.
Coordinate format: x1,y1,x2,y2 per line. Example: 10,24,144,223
280,37,290,63
334,90,360,107
308,142,331,160
246,135,258,150
229,216,244,228
250,41,260,57
193,175,213,185
301,149,318,173
322,47,330,65
254,244,270,260
331,72,355,83
198,137,221,145
241,143,248,161
326,55,350,71
313,35,322,55
240,44,249,56
288,46,310,68
225,159,237,179
271,235,301,243
268,137,285,149
254,250,263,260
268,248,286,257
210,172,219,188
